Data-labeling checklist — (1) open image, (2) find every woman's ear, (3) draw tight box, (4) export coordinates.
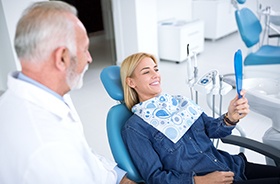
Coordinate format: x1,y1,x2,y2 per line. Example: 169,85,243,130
126,77,136,88
54,47,70,71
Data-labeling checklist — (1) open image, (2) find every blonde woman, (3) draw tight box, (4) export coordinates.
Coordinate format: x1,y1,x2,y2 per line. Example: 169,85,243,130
120,52,280,184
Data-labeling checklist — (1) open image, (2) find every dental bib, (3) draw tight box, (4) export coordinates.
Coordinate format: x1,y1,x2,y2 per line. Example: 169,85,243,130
132,94,203,143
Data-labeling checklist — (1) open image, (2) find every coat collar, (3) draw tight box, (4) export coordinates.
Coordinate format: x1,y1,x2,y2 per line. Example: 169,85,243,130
8,71,80,122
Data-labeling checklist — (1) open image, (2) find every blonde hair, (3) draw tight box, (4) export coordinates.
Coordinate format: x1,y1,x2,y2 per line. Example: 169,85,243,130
120,52,158,110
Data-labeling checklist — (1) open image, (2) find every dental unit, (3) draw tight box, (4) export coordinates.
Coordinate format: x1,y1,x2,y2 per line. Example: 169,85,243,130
243,77,280,165
186,47,246,151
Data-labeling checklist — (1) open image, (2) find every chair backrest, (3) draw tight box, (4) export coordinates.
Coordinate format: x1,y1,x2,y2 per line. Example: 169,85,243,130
235,7,262,48
100,65,143,183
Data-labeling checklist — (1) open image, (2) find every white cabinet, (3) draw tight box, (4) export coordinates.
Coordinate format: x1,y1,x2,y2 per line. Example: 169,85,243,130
192,0,237,40
158,19,204,63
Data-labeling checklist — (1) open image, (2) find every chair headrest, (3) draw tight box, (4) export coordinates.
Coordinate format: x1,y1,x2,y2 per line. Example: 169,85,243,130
237,0,246,4
235,8,262,48
100,65,124,101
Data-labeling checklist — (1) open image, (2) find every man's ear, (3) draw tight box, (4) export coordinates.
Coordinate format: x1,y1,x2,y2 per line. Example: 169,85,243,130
126,77,136,88
54,47,70,71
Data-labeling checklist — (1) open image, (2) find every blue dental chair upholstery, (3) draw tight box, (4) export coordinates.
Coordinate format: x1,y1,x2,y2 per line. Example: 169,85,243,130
234,2,280,66
100,65,280,183
100,66,143,183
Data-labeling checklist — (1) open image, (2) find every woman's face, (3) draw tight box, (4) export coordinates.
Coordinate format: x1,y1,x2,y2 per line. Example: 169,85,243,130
127,57,162,102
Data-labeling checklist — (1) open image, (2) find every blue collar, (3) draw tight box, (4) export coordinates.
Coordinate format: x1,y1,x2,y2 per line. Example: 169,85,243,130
17,72,64,102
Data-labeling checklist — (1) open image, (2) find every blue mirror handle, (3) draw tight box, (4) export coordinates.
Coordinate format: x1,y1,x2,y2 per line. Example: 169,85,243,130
234,49,243,99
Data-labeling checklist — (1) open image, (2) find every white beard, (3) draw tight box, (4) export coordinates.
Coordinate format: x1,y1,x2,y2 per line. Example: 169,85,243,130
67,62,89,90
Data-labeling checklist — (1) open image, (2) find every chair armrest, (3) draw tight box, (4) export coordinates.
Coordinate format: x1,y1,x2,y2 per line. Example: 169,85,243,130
221,135,280,166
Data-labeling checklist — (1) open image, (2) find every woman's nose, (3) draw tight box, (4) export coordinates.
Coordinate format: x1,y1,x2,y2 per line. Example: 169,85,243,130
151,70,159,78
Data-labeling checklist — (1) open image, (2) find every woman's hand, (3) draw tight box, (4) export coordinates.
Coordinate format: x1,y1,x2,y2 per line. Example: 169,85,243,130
194,171,234,184
227,90,250,123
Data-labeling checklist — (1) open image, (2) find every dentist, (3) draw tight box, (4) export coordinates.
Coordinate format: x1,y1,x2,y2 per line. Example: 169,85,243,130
0,1,134,184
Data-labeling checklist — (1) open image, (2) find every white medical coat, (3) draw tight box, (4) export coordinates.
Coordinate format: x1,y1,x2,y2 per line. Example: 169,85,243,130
0,72,118,184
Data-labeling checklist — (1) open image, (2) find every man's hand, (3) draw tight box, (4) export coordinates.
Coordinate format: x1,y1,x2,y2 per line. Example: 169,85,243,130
120,175,137,184
194,171,234,184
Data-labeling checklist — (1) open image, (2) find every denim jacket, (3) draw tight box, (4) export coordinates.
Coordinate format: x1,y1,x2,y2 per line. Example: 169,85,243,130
122,112,246,184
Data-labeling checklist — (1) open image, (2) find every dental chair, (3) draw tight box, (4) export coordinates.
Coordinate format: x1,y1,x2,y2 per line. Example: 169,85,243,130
256,1,280,46
100,66,143,183
100,65,280,183
233,0,280,78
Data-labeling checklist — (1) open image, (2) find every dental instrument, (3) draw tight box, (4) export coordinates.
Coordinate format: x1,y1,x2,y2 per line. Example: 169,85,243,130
212,71,217,118
186,44,194,101
186,44,199,104
193,51,198,104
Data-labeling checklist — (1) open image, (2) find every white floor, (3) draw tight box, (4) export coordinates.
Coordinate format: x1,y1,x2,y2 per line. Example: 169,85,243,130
70,31,274,164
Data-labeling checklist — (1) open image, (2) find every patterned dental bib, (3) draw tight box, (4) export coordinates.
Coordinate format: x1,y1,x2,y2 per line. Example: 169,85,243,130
132,94,203,143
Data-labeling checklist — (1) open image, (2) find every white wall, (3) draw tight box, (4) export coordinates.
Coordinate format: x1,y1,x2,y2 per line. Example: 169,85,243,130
234,0,280,15
112,0,193,65
112,0,158,65
157,0,192,22
0,0,44,91
253,0,280,11
0,0,20,91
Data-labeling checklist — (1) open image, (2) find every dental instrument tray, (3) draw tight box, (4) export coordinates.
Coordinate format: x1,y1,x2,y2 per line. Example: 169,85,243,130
193,69,232,96
234,49,243,99
193,69,219,94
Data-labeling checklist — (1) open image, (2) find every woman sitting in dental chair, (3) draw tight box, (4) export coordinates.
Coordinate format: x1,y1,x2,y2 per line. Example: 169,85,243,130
120,52,280,184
